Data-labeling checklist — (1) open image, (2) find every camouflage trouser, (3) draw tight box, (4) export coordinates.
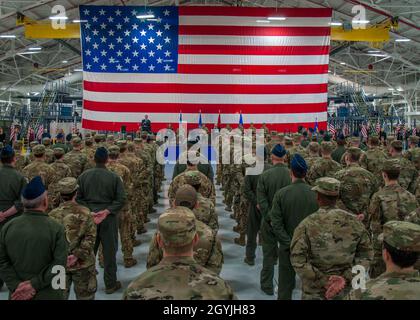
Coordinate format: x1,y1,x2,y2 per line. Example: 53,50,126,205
64,265,97,300
118,207,134,261
216,164,223,185
233,193,241,221
237,200,249,235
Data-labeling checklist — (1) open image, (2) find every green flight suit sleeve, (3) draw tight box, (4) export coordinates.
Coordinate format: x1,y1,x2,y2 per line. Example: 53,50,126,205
270,191,292,249
76,176,88,208
14,176,27,212
243,176,257,206
107,176,127,216
0,226,21,292
256,174,270,220
30,225,68,292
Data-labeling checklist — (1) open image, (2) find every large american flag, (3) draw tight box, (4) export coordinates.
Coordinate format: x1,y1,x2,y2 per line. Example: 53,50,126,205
79,6,331,132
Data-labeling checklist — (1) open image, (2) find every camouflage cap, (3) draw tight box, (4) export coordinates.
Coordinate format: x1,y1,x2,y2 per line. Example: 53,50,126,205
29,141,39,148
346,147,362,158
321,141,335,153
71,137,82,146
96,134,106,140
380,221,420,252
57,177,78,195
158,207,197,247
134,138,142,143
127,142,135,152
387,135,395,142
53,147,65,156
369,135,379,144
175,185,197,208
108,145,120,156
42,137,51,145
32,144,45,156
107,134,115,140
184,170,201,186
409,135,419,144
391,140,403,150
308,142,320,153
312,177,340,196
13,141,22,150
270,130,277,136
85,132,92,138
292,134,301,143
382,158,401,172
350,137,360,144
117,140,127,147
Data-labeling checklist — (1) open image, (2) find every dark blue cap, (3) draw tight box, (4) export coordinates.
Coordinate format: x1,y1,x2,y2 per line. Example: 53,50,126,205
352,131,359,137
1,145,14,158
338,133,345,140
323,134,331,141
22,176,46,200
271,144,286,158
95,146,109,160
57,133,64,139
308,128,314,133
291,154,308,175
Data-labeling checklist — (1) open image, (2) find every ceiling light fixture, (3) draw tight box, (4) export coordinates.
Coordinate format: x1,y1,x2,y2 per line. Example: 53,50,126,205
74,68,83,72
256,20,270,23
28,47,42,51
353,20,370,24
62,60,68,63
73,20,87,23
329,22,342,26
395,38,411,42
340,62,346,65
136,14,155,19
49,16,68,20
0,35,16,38
267,17,286,21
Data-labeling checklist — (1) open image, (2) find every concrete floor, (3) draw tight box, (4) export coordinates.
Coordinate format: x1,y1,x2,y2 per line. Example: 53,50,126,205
0,165,302,300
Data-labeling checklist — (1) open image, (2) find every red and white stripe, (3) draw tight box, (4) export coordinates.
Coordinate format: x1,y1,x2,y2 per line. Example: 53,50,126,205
36,124,44,141
82,7,332,132
361,124,368,139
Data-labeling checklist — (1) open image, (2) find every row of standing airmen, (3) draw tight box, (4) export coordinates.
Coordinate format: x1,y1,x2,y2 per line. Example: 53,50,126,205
216,129,419,299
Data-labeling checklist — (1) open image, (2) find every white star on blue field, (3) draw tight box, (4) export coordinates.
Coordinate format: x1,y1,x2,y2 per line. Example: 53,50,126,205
79,6,178,73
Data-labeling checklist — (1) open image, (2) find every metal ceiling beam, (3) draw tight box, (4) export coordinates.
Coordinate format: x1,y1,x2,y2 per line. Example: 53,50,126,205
55,39,81,56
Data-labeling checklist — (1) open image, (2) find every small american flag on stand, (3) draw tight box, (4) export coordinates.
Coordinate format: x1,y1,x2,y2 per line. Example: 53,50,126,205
36,124,44,141
361,123,368,139
9,122,16,142
412,126,417,136
375,121,380,134
328,122,336,137
342,122,349,137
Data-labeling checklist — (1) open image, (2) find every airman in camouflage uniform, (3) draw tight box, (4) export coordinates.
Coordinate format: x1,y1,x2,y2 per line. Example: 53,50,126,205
123,206,235,300
389,140,418,194
107,145,137,267
348,221,420,300
334,147,376,225
286,134,308,166
22,145,55,189
181,171,218,233
340,137,363,166
307,141,342,186
404,135,420,170
48,148,73,210
331,134,346,164
169,165,215,205
48,177,97,300
360,135,387,188
305,142,320,170
290,177,373,300
368,159,417,278
42,138,55,164
13,141,30,172
63,138,88,178
147,188,223,274
82,137,96,171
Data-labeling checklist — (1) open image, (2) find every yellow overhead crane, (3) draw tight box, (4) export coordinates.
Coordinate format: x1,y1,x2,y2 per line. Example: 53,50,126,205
17,12,398,43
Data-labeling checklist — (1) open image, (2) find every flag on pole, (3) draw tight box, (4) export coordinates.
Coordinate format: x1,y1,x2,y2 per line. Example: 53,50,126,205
328,122,336,137
179,111,182,123
361,123,368,139
239,111,243,127
36,124,44,141
198,110,203,128
375,121,381,134
9,122,16,142
78,5,332,132
313,117,318,135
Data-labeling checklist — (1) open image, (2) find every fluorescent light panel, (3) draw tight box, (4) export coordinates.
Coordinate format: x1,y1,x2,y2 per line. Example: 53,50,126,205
256,20,270,23
49,16,68,20
0,35,16,38
136,14,155,19
73,19,88,23
267,17,286,21
395,38,411,42
28,47,42,51
329,22,342,26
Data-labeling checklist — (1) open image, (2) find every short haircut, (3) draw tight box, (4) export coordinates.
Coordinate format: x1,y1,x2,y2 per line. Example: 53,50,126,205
94,154,108,164
109,153,119,160
349,152,361,162
392,145,403,153
383,241,418,269
22,192,46,209
292,168,306,179
318,192,338,206
383,169,400,180
337,139,346,146
54,153,63,160
1,153,14,164
60,190,77,202
161,241,193,255
178,201,194,210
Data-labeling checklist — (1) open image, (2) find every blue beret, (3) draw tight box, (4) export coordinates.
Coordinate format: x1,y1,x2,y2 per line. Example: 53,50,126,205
308,128,314,133
291,154,308,175
271,144,286,158
57,133,64,139
95,146,109,160
22,176,46,200
338,133,345,140
1,145,14,158
352,131,359,137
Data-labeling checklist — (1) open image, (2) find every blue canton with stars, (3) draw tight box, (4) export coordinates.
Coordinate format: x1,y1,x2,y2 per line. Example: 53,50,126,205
79,6,178,73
